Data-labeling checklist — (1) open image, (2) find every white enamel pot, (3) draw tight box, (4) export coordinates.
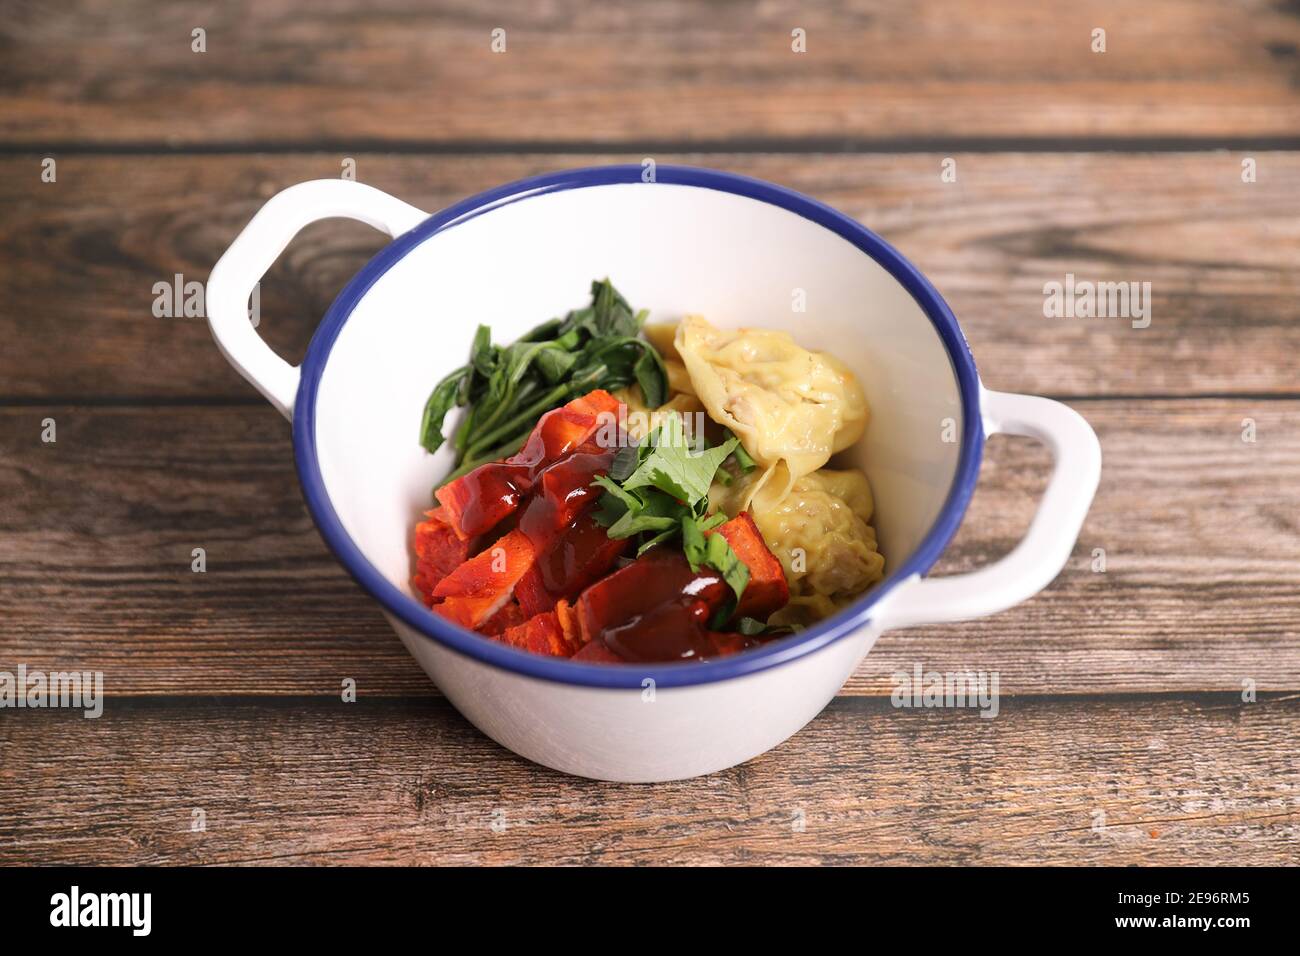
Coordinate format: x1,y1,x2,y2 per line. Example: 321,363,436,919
207,167,1101,782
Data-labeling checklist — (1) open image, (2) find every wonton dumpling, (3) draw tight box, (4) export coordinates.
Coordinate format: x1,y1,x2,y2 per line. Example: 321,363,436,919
748,469,885,628
643,321,695,396
613,384,706,441
642,321,683,362
675,315,868,500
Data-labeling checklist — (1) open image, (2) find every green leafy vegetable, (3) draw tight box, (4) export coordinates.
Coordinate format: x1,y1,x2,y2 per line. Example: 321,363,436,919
608,442,640,483
683,517,749,600
419,367,471,455
635,526,680,556
680,510,706,564
633,347,667,408
680,510,728,569
726,431,757,472
698,512,728,532
709,430,758,489
620,413,738,505
591,475,680,539
591,412,750,607
734,617,793,637
534,345,577,384
419,280,669,480
468,324,495,379
606,493,682,540
590,474,642,520
705,533,750,600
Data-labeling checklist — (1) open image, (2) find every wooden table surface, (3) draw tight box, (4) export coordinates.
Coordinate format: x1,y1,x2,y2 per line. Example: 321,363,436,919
2,0,1298,865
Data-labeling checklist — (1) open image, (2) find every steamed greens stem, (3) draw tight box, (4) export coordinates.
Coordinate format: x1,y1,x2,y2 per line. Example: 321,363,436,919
418,280,668,481
463,380,579,462
436,431,529,488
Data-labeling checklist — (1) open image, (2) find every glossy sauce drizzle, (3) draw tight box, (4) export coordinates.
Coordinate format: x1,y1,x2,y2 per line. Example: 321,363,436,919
588,549,763,662
517,447,622,598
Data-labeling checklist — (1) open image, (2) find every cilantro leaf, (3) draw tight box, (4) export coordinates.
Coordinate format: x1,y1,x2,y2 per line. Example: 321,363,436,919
608,441,641,483
735,617,793,637
592,476,692,541
681,513,748,606
589,415,756,624
704,531,749,604
621,412,738,506
681,513,706,572
606,492,685,540
590,475,641,527
636,526,679,555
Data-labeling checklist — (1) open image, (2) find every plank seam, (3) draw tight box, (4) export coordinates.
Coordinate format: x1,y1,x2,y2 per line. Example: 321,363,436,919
39,691,1300,708
9,137,1300,156
4,392,1299,410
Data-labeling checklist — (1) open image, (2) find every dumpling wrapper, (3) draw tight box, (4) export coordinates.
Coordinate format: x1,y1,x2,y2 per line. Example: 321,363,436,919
614,320,706,440
613,384,706,442
745,469,885,628
675,314,868,506
642,321,694,396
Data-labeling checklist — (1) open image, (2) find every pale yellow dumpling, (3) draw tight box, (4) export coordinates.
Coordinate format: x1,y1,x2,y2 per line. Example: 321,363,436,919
751,469,885,628
648,314,883,628
707,466,884,627
613,384,705,441
674,315,868,499
642,321,695,396
642,321,683,362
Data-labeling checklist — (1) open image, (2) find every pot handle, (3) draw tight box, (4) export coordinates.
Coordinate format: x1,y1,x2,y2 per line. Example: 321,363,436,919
206,179,428,420
871,388,1101,631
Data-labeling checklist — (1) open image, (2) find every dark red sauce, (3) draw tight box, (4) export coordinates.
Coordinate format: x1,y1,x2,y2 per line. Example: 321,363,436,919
578,548,764,662
439,396,619,538
446,462,531,538
518,448,614,549
432,391,789,663
511,443,627,614
533,511,629,597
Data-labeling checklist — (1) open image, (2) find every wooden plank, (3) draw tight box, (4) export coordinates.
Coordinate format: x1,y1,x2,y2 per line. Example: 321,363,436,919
2,152,1299,401
1,694,1295,865
3,0,1300,144
2,400,1297,696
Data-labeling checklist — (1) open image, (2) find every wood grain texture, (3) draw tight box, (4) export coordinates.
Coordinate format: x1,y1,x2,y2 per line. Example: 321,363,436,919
2,152,1299,401
2,0,1294,872
3,400,1296,697
4,0,1300,145
2,694,1295,865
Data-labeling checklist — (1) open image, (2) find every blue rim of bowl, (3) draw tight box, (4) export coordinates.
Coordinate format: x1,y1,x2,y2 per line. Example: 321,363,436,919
293,164,984,689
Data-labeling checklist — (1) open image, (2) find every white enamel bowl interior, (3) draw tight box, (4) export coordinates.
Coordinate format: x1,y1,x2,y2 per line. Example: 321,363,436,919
312,182,963,639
